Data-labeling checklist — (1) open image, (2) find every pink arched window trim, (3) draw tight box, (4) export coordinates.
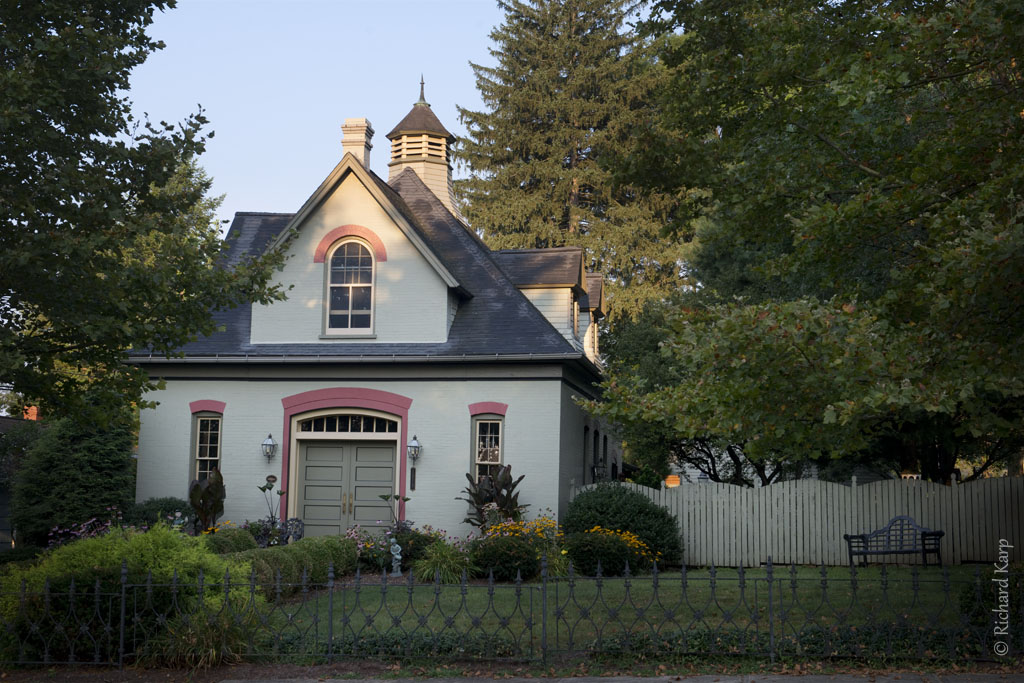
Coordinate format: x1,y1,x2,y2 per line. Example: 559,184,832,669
313,225,388,263
189,400,226,414
279,388,413,520
468,402,508,417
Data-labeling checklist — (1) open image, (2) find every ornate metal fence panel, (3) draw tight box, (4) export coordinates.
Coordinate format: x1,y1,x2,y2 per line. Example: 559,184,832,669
0,560,1020,668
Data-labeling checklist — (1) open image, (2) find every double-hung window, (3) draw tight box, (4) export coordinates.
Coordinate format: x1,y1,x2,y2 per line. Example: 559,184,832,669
327,240,374,332
474,419,502,481
193,415,221,481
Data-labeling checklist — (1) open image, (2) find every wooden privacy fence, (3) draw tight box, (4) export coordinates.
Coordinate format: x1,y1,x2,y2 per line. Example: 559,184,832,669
569,477,1024,567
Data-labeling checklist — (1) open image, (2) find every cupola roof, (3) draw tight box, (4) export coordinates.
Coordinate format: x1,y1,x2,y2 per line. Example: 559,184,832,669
386,77,453,140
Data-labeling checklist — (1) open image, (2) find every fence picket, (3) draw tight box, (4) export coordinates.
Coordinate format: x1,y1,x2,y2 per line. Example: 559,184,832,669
569,477,1024,566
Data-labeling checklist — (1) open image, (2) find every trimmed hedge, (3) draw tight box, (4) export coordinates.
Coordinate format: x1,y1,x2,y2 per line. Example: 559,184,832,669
563,531,634,576
203,527,258,555
564,482,682,565
233,536,358,595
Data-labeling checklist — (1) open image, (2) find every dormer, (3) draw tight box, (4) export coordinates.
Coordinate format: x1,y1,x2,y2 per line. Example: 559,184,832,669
493,247,598,359
386,79,462,220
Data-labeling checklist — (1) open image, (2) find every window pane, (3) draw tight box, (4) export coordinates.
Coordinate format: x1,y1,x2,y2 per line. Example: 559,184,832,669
351,287,371,310
325,416,337,431
351,314,371,328
330,287,349,311
337,415,349,431
300,420,311,432
350,415,362,432
313,417,324,432
329,314,349,328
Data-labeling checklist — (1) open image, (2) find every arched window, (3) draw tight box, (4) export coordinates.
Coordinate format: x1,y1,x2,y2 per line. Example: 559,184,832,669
327,240,374,332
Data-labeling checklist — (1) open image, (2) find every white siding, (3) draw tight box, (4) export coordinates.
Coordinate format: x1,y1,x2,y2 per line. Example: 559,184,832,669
521,288,577,346
250,175,450,344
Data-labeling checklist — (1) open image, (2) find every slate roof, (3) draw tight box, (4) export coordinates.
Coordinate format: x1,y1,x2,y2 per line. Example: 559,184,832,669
130,168,585,363
493,248,585,292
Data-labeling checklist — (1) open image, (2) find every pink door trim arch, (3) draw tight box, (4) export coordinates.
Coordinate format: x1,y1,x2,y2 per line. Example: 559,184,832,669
468,401,508,417
279,388,413,520
313,225,388,263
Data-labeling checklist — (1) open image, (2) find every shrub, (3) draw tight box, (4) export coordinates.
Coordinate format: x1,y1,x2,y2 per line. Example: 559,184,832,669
320,536,358,577
232,537,358,594
11,415,135,547
563,527,657,576
564,482,682,565
0,524,252,661
288,537,334,583
203,527,258,555
470,534,539,582
125,497,190,527
412,539,476,583
393,527,440,570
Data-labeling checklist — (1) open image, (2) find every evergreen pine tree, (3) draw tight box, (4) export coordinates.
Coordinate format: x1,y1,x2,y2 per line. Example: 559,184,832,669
456,0,689,318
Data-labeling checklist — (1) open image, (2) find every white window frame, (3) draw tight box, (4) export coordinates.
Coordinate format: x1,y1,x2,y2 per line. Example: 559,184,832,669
192,413,222,482
473,417,503,482
324,238,375,336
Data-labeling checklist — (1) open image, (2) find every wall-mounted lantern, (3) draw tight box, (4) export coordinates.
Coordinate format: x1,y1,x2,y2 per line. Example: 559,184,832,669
261,434,277,460
407,435,421,490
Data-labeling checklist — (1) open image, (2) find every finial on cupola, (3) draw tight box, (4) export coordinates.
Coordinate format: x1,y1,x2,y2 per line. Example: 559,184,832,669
417,74,428,106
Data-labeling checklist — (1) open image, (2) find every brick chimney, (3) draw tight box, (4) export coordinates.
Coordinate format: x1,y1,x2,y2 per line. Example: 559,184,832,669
341,118,374,167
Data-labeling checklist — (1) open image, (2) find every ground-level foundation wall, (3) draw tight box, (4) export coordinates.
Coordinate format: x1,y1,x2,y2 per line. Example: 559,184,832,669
136,375,567,536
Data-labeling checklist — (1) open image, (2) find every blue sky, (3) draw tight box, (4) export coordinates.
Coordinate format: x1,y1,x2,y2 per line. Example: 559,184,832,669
129,0,506,226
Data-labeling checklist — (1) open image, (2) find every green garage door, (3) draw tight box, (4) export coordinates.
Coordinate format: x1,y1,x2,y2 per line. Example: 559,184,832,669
297,441,395,537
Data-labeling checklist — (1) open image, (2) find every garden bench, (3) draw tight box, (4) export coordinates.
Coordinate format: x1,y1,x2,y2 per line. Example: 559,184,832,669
844,515,944,567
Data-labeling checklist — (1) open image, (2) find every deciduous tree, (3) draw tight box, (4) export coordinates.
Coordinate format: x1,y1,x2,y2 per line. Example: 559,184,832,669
593,0,1024,482
0,1,288,419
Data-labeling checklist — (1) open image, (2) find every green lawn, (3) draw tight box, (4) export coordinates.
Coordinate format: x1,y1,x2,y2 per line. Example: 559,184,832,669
243,565,989,660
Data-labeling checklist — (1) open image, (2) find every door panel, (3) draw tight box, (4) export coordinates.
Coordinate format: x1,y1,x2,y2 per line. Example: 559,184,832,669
352,444,395,529
297,440,395,536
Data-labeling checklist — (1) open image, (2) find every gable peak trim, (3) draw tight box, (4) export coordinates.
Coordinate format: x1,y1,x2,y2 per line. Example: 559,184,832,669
313,225,388,263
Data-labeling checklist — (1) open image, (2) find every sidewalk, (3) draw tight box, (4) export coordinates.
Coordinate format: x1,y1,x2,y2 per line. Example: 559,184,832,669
225,675,1024,683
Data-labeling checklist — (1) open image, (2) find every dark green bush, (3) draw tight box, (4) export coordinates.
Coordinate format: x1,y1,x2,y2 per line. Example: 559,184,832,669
470,534,539,582
563,531,634,576
564,482,682,565
203,527,258,555
125,497,190,527
0,545,42,569
12,416,136,546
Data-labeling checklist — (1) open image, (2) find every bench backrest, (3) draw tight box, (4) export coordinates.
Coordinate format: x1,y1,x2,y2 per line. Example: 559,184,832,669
869,516,923,550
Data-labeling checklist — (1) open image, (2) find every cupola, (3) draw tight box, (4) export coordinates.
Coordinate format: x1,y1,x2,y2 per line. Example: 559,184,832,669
387,78,461,219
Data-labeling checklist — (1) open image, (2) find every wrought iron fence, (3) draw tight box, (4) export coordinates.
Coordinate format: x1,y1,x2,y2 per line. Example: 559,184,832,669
0,558,1019,668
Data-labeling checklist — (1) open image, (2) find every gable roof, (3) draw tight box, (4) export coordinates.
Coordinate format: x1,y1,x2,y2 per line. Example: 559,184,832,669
131,166,588,366
264,153,461,291
493,247,586,294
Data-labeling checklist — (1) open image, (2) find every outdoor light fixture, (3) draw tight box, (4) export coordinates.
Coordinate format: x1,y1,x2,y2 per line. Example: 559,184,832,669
407,435,421,491
261,434,277,460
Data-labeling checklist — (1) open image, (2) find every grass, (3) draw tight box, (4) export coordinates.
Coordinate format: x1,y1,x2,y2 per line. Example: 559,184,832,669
243,564,990,660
